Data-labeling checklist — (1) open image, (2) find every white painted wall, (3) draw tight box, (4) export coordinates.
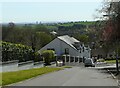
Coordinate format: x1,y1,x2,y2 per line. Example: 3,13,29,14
18,62,34,71
60,39,82,57
39,38,61,55
83,47,91,58
0,61,44,72
2,61,18,72
39,38,82,57
39,37,91,59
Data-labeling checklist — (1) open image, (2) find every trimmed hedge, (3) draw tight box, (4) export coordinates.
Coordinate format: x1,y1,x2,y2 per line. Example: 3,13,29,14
1,41,34,62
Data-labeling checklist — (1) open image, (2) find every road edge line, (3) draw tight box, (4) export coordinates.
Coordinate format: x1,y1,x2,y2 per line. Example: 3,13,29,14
107,69,116,79
107,69,120,88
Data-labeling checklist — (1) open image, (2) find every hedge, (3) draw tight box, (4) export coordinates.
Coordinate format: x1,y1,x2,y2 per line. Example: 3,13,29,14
1,41,41,62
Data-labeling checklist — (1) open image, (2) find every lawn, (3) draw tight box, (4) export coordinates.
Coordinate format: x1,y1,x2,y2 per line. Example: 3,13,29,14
62,66,72,68
1,67,62,86
0,73,2,86
105,60,120,63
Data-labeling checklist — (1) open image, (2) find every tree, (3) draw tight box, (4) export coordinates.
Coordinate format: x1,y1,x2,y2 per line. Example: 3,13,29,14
95,1,120,56
33,24,49,33
98,1,120,75
99,1,120,42
34,32,53,50
73,34,89,43
2,23,54,51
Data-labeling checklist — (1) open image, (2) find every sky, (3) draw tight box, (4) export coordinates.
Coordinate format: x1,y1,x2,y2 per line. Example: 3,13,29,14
1,0,103,23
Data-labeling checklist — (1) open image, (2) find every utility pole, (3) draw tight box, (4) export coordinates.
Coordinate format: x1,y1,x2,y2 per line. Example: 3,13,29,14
116,16,119,75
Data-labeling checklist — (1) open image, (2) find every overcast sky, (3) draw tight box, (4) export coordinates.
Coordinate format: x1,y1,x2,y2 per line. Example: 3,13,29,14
1,0,103,23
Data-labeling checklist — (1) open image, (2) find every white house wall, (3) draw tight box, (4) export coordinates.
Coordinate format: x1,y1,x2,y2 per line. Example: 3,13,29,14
59,39,82,57
39,38,61,55
39,37,90,58
83,49,90,58
39,38,82,57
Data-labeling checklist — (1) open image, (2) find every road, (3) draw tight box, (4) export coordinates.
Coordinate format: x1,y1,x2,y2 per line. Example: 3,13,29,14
11,66,118,86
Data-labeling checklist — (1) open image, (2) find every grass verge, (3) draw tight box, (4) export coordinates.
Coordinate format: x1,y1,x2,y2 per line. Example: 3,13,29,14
62,66,72,68
105,60,120,63
0,72,2,86
1,67,62,86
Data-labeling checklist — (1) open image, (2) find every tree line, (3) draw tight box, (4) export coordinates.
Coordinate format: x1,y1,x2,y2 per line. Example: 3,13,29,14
2,23,55,51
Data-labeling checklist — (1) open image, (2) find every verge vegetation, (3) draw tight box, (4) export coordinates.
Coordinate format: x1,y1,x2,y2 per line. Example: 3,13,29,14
1,67,62,86
105,60,120,63
62,66,72,68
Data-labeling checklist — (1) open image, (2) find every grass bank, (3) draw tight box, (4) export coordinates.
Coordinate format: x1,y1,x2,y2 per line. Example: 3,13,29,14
62,66,72,68
1,67,62,86
0,73,2,86
105,60,120,63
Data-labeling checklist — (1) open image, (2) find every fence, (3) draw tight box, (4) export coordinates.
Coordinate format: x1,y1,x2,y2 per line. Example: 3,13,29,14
57,55,83,66
0,55,84,72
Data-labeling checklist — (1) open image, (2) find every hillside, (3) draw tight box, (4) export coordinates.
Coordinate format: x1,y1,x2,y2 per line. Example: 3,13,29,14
2,21,97,50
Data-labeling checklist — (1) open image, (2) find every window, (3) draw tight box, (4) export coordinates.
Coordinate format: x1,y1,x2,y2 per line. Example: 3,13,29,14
65,48,69,54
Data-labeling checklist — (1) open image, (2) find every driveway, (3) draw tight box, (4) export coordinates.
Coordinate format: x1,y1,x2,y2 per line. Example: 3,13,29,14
11,66,118,86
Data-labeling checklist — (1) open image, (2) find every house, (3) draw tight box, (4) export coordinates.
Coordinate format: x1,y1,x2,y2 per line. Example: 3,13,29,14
38,35,91,59
50,31,57,35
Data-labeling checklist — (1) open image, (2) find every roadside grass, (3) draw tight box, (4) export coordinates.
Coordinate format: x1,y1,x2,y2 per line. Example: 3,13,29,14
105,60,120,63
1,67,62,86
97,59,105,62
62,66,72,68
0,73,2,86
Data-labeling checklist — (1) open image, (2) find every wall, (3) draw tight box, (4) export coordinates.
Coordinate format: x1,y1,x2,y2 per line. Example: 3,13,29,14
39,38,61,55
83,47,91,58
60,39,82,57
18,61,34,70
39,38,82,57
0,60,44,72
1,60,19,72
39,37,91,59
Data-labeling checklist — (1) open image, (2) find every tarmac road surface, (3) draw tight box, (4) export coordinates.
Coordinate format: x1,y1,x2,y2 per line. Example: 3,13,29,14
11,66,118,86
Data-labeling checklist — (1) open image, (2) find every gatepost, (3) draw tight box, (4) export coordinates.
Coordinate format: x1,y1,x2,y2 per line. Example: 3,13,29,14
69,55,70,65
63,55,66,65
73,56,75,65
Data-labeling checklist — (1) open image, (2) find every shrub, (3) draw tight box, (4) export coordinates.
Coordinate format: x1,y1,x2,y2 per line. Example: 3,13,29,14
105,58,116,61
97,59,105,62
34,51,42,62
41,50,55,65
2,41,33,62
